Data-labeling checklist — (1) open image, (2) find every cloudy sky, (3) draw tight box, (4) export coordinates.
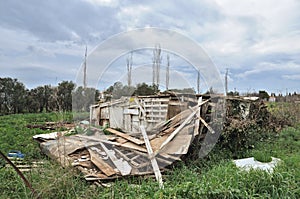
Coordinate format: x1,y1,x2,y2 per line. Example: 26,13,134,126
0,0,299,94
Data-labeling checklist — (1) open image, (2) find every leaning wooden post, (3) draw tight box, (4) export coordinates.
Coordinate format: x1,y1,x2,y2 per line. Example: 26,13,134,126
0,150,40,199
140,126,164,189
189,106,215,134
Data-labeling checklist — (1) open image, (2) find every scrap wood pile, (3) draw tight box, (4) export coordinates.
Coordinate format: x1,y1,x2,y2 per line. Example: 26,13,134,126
33,99,215,182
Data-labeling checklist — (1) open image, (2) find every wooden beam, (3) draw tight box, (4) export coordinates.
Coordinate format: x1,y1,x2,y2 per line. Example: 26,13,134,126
88,149,116,177
150,134,169,152
0,150,40,199
140,126,164,189
74,134,147,153
106,128,144,145
189,107,215,134
158,107,199,151
121,142,147,153
194,97,202,136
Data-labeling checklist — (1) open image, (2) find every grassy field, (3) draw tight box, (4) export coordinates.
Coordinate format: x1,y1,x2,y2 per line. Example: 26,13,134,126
0,107,299,198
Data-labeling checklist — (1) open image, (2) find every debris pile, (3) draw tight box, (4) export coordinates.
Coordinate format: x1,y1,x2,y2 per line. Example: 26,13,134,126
33,95,274,184
34,94,220,183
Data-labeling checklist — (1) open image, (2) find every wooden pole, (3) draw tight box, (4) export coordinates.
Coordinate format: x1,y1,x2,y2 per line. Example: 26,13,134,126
140,126,164,189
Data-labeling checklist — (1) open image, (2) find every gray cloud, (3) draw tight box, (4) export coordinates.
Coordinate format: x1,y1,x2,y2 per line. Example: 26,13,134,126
0,0,121,43
0,0,299,93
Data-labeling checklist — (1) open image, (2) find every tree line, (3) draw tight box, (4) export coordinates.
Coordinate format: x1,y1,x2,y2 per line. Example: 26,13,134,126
0,77,198,115
0,77,99,115
104,81,196,100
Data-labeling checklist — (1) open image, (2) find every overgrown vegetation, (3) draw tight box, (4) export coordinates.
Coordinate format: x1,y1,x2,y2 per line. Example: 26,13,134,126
267,102,300,127
220,99,276,156
0,102,299,198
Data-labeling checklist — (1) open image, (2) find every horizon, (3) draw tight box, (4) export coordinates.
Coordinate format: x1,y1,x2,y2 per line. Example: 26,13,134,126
1,75,298,96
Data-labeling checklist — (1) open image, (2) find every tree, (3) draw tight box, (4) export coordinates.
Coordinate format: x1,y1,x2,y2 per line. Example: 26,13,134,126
72,86,100,112
11,80,27,113
57,81,75,111
0,78,27,114
104,82,159,99
227,91,239,96
43,85,53,112
135,83,158,96
26,85,54,113
108,82,135,99
258,90,269,101
26,88,39,113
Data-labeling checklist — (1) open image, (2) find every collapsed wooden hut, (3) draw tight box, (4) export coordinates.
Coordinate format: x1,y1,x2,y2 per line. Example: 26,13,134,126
34,93,225,185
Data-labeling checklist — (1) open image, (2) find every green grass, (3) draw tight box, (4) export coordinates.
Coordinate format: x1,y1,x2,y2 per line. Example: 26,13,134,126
253,151,272,163
0,112,73,160
0,112,299,198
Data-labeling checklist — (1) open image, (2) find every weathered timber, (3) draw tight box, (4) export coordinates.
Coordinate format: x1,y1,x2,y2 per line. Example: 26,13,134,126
88,149,116,176
106,128,144,145
140,126,164,189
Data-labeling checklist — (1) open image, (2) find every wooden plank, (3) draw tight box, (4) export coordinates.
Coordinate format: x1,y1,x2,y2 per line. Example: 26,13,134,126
163,126,175,134
123,108,139,115
159,153,181,161
100,143,132,176
157,101,209,151
147,120,164,123
74,134,147,153
143,98,169,102
144,104,168,108
150,134,169,152
136,161,152,169
161,134,193,155
189,107,215,134
115,137,128,144
140,126,164,189
145,109,168,113
71,161,93,168
120,141,147,153
106,128,144,145
146,115,167,118
194,97,202,136
84,173,107,180
88,149,116,177
158,107,199,152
